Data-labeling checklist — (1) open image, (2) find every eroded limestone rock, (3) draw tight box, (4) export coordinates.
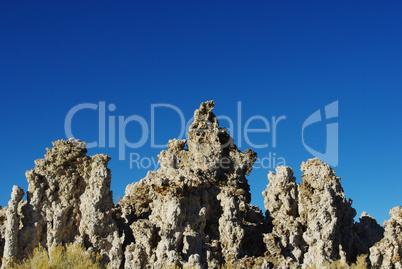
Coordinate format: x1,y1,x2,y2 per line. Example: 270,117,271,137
2,186,24,268
0,100,398,269
262,166,303,266
120,101,264,268
262,159,370,268
2,138,122,268
369,206,402,269
298,158,357,267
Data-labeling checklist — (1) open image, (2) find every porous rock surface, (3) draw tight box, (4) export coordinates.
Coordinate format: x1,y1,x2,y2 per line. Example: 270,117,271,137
1,138,122,268
260,158,385,268
119,101,266,268
2,186,24,266
0,100,399,268
298,158,357,266
369,206,402,269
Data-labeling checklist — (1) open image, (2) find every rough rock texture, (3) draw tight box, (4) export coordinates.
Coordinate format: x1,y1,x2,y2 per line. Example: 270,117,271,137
298,158,357,267
0,100,399,268
262,166,303,268
2,138,122,268
2,186,24,267
120,101,266,268
261,159,381,268
369,206,402,269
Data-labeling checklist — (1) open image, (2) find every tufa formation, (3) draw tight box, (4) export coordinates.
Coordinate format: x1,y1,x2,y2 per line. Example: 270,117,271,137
0,101,400,268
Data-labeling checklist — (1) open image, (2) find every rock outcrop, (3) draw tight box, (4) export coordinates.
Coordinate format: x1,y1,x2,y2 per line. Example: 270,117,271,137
0,100,398,268
119,101,266,268
369,206,402,269
261,158,378,268
2,186,24,267
353,212,384,260
262,166,303,267
1,138,122,268
298,158,357,266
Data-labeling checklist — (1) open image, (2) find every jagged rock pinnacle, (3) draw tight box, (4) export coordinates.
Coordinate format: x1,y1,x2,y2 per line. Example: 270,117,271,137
0,101,399,269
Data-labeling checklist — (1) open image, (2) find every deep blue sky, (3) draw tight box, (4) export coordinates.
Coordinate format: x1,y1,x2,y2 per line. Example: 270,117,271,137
0,1,400,224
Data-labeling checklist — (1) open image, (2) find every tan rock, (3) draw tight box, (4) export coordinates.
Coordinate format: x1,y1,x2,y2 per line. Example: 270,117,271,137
3,138,122,268
1,100,398,269
2,186,24,268
262,166,303,263
369,206,402,268
262,158,365,268
120,101,263,268
298,158,357,267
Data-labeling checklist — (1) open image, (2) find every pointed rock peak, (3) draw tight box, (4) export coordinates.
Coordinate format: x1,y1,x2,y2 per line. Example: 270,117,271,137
187,101,235,153
189,100,218,131
157,101,255,180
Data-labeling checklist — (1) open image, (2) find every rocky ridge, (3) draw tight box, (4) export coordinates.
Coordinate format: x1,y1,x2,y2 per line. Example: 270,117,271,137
0,101,400,268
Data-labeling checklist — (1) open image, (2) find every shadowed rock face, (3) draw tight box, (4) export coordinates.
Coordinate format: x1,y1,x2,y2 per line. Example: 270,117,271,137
0,101,397,269
0,207,6,264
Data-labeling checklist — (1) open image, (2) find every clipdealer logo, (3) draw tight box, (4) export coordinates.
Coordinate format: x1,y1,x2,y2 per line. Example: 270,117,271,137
302,101,339,167
64,100,339,170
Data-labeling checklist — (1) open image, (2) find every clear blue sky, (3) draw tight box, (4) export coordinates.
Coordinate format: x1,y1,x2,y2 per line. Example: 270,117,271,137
0,1,400,224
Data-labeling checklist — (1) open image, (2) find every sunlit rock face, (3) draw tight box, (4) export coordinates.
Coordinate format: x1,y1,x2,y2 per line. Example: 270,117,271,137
0,100,397,269
0,138,122,268
262,166,303,267
299,158,359,267
120,101,266,268
369,206,402,269
261,158,382,268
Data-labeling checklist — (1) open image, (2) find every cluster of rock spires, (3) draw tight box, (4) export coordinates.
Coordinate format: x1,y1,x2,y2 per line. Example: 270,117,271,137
0,101,400,269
